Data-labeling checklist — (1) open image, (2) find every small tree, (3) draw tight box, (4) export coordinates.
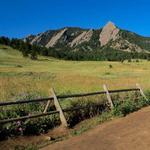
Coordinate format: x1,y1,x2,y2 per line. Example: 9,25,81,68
109,64,113,69
30,50,38,60
128,59,132,63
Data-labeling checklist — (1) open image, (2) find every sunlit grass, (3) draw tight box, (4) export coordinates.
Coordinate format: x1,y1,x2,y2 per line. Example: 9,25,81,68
0,45,150,101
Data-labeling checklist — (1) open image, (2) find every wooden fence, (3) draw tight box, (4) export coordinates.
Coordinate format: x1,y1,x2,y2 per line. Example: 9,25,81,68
0,84,148,127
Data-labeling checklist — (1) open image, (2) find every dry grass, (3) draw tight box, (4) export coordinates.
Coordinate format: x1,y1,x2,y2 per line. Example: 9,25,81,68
0,45,150,101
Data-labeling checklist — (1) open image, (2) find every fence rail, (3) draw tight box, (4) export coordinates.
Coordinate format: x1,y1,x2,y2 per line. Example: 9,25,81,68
0,88,139,106
0,105,94,124
0,84,147,127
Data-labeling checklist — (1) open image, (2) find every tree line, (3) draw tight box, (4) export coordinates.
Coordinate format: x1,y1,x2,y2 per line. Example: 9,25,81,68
0,36,150,61
0,36,40,60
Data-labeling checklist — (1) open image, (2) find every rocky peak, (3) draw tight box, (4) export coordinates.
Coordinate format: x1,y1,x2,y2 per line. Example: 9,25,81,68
45,28,68,48
69,29,93,47
99,21,120,46
104,21,116,29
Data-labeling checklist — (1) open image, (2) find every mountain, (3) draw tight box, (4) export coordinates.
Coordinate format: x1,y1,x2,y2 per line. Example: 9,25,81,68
24,21,150,53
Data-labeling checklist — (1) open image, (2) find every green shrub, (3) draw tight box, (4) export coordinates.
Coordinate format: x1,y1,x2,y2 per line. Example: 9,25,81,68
113,99,137,116
66,99,108,127
0,92,149,140
23,115,60,135
112,92,150,116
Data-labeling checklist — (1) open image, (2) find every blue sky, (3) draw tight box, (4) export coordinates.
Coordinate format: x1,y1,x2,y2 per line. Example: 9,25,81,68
0,0,150,38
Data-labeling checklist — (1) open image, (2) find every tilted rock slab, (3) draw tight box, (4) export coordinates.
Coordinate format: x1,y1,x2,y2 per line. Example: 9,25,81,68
46,28,67,48
69,29,93,47
99,21,119,46
30,33,43,45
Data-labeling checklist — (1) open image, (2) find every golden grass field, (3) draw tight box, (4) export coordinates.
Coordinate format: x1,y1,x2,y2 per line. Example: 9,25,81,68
0,44,150,101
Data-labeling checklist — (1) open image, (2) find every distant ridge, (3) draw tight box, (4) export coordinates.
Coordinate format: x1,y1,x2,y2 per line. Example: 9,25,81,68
24,21,150,53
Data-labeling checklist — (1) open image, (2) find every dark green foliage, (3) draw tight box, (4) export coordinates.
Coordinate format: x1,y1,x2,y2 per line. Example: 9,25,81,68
0,37,38,60
1,34,150,62
120,30,150,51
0,93,60,140
23,116,60,135
89,29,102,48
0,92,150,140
48,47,150,61
66,99,108,127
55,27,84,48
75,29,101,49
113,93,150,116
0,104,60,140
1,35,150,61
0,36,10,45
109,64,113,68
128,59,132,62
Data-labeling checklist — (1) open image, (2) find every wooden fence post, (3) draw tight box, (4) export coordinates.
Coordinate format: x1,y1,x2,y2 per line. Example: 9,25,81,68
136,83,148,101
103,84,114,109
43,99,52,113
51,88,68,127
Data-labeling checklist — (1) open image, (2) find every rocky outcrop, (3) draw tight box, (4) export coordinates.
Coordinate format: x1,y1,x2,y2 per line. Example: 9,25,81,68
110,39,143,52
24,21,150,53
99,21,119,46
69,30,93,47
30,33,43,45
45,28,67,48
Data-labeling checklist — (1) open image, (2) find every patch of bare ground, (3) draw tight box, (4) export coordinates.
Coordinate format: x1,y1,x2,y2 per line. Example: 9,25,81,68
0,126,69,150
0,106,150,150
41,106,150,150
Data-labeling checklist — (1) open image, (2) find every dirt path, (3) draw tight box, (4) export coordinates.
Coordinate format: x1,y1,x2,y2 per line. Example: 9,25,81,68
41,106,150,150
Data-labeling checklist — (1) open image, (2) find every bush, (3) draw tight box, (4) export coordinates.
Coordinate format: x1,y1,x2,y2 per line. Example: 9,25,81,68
0,92,149,140
66,99,108,127
112,93,150,116
109,64,113,68
23,116,60,135
0,93,60,140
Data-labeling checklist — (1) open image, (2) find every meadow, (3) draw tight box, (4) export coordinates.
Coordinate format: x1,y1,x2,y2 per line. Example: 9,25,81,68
1,44,150,148
0,44,150,101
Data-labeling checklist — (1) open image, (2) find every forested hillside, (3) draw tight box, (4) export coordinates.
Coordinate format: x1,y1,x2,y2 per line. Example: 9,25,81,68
1,22,150,61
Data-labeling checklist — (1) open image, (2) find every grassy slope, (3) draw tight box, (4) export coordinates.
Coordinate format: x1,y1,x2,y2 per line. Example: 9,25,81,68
0,44,150,101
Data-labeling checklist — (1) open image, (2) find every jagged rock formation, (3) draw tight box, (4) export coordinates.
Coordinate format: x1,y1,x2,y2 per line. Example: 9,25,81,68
24,21,150,53
30,33,43,45
110,39,143,52
69,30,93,47
46,28,67,48
99,21,119,46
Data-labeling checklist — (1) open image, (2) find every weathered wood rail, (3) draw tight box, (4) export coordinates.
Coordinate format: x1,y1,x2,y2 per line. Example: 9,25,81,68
0,84,148,126
0,88,140,106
